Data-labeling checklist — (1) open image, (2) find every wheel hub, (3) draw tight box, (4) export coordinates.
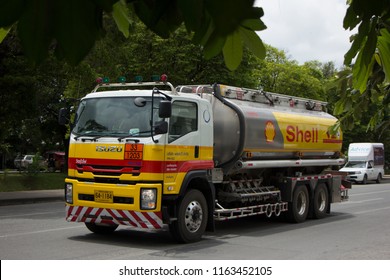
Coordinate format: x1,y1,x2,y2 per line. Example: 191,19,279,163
184,201,203,233
297,192,307,215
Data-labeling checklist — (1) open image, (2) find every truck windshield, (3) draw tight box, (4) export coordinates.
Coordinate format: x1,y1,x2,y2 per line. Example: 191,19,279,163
72,96,161,137
345,161,366,168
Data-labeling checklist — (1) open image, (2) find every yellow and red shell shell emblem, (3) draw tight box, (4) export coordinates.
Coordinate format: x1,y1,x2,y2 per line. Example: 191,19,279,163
265,121,276,143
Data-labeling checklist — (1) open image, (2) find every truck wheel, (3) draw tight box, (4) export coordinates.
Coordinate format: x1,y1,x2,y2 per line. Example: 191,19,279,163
376,173,382,184
287,184,309,223
85,222,118,234
169,189,208,243
313,184,329,219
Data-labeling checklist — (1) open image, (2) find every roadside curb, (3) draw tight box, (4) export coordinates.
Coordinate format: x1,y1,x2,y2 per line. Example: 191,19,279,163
0,189,64,206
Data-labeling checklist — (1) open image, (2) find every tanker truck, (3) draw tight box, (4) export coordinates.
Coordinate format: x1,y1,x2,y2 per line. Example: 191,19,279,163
59,75,350,243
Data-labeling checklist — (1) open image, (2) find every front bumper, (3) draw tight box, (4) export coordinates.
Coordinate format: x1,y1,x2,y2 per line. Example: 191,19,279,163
66,205,163,229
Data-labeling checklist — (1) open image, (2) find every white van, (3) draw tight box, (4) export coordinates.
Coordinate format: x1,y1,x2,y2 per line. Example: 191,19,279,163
340,143,385,184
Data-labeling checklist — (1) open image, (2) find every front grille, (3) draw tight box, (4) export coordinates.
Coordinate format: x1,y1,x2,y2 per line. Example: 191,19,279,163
76,164,141,176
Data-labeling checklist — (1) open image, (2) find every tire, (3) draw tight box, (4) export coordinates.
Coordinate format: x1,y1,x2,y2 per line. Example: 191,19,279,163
376,173,382,184
169,189,208,243
85,222,118,234
312,184,329,219
287,184,309,223
362,174,368,185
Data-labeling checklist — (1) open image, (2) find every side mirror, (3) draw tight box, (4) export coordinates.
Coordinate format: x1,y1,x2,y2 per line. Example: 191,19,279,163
159,100,171,118
58,108,69,125
154,121,168,135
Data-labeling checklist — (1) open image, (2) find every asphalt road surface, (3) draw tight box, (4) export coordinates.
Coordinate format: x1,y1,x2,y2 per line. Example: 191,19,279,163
1,182,390,260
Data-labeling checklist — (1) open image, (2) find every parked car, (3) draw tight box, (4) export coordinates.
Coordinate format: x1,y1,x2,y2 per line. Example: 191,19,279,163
13,154,25,170
20,155,47,170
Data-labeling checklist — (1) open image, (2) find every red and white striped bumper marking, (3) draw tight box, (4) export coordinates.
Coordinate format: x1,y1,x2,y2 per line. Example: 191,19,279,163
66,206,163,229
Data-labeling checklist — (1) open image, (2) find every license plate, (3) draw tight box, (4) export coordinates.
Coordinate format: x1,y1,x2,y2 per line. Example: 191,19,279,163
94,190,113,203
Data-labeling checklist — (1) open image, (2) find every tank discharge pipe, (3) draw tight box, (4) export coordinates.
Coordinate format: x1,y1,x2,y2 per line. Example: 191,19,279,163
236,158,345,170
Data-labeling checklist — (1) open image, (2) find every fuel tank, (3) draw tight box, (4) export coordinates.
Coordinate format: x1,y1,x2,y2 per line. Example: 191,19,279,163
181,84,343,172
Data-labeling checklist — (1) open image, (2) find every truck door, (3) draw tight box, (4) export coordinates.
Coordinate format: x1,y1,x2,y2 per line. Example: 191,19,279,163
367,160,376,180
164,100,200,190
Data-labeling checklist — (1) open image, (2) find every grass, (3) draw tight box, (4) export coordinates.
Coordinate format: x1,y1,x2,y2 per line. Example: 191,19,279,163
0,172,66,192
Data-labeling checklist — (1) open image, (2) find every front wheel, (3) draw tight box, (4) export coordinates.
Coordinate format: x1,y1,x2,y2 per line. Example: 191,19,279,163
169,189,208,243
287,184,309,223
85,222,118,234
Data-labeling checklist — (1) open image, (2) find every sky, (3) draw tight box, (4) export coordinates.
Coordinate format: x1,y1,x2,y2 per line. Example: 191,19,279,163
255,0,354,67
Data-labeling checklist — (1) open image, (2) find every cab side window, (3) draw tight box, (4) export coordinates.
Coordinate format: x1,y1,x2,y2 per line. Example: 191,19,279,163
169,101,197,143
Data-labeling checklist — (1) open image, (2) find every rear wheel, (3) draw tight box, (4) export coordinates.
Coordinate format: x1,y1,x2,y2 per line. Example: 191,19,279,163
169,189,208,243
85,222,118,234
312,184,329,219
287,184,309,223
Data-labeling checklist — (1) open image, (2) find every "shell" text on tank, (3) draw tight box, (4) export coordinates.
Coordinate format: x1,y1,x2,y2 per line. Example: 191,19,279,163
285,125,319,143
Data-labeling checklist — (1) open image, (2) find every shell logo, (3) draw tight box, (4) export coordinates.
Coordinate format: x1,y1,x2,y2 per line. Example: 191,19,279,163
265,121,276,143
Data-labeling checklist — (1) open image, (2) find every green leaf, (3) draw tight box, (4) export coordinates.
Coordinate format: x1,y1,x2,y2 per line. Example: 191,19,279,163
192,15,213,45
352,51,375,93
53,0,102,65
352,22,377,93
344,20,370,65
112,0,131,38
222,30,243,70
17,0,53,64
241,18,267,31
205,0,259,36
0,0,25,27
93,0,118,12
178,0,203,32
239,26,266,59
343,5,359,30
377,29,390,83
203,30,226,59
0,26,11,43
132,0,182,39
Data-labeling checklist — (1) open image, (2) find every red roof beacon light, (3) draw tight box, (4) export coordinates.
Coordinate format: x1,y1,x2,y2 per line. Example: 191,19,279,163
160,74,168,83
96,77,103,84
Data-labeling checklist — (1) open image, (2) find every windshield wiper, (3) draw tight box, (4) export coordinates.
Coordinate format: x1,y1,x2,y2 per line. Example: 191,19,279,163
74,131,113,142
117,135,140,143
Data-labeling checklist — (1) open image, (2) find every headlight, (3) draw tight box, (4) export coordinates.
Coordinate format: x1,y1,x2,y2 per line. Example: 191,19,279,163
140,188,157,210
65,183,73,204
356,171,362,174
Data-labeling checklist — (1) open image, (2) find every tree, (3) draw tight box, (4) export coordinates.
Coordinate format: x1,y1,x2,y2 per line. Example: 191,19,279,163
336,0,390,131
0,0,266,70
255,46,326,100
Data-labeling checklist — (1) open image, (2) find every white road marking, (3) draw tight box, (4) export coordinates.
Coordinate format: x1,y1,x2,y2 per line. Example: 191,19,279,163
0,225,84,238
355,206,390,215
0,211,64,219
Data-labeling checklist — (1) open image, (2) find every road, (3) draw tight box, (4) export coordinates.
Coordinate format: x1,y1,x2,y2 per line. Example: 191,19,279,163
1,182,390,260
